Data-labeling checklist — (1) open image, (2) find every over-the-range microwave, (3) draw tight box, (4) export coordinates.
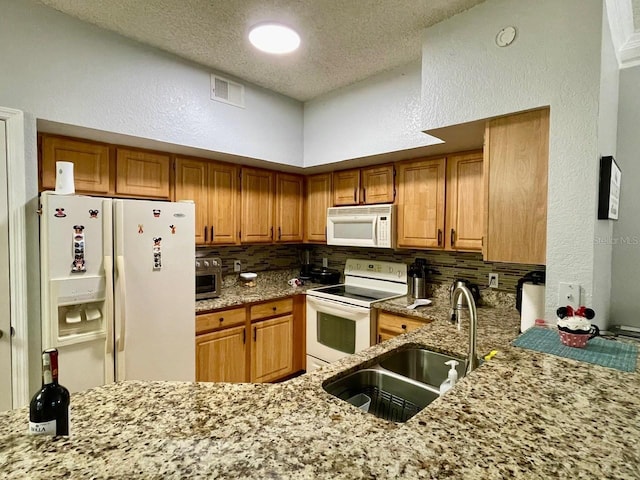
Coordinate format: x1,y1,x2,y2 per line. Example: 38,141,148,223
326,204,395,249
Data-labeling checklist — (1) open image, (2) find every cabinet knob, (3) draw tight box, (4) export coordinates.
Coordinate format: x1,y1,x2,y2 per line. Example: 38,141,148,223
272,307,277,311
401,324,407,330
219,317,224,323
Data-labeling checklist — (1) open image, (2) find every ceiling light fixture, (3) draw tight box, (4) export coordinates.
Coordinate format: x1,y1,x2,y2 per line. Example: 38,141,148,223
248,23,300,54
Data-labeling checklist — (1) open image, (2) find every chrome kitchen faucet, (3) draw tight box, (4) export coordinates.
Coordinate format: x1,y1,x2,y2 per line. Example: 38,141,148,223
451,284,480,375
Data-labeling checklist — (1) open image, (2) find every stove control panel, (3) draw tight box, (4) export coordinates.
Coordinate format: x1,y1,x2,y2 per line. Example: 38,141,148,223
344,258,407,283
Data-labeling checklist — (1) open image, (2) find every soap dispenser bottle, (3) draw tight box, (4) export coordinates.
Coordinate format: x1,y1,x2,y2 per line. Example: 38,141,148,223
439,360,459,396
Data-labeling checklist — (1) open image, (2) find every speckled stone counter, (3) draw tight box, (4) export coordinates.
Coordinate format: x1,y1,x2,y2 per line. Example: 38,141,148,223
195,269,324,312
2,288,640,478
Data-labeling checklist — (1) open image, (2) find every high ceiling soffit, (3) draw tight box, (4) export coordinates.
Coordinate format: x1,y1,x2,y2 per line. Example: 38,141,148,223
37,0,487,102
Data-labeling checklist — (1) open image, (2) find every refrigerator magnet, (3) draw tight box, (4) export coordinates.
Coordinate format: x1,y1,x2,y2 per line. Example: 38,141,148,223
89,209,99,219
152,237,162,270
153,209,161,218
54,208,66,218
71,225,86,273
169,225,176,234
138,224,144,234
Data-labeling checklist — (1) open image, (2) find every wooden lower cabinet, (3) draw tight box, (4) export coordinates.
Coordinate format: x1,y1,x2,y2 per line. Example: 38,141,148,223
195,325,247,383
251,315,294,383
376,311,430,343
196,295,304,384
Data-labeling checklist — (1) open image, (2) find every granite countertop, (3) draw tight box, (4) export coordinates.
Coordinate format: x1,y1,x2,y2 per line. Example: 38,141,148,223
2,284,640,478
195,269,324,312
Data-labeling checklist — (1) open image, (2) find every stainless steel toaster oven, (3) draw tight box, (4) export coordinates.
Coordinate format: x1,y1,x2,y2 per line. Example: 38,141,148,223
195,256,222,300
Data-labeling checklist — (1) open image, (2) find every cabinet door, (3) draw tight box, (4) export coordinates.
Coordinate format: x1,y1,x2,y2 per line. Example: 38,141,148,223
484,109,549,264
446,152,483,251
175,158,209,245
361,164,394,204
196,326,247,383
251,315,293,383
41,136,110,194
396,158,446,249
115,148,170,199
275,173,304,242
333,169,360,205
241,168,274,243
209,163,239,244
305,173,332,242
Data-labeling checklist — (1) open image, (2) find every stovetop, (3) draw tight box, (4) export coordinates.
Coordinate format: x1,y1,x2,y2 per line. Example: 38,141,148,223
309,284,401,303
306,259,408,308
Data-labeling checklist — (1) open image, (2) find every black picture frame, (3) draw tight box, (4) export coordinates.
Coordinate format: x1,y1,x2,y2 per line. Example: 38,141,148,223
597,156,621,220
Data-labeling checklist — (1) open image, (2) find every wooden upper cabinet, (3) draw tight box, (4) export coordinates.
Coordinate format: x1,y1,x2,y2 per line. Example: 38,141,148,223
115,148,170,199
445,151,484,252
305,173,332,243
333,169,360,205
241,168,274,243
484,108,549,264
41,135,110,194
175,158,208,244
275,173,304,242
396,158,446,249
175,158,238,245
333,164,395,206
361,164,394,204
208,163,239,244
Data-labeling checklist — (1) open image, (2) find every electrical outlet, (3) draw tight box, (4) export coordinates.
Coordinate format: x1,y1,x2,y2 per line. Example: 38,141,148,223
322,257,328,268
233,260,241,272
559,282,581,308
489,273,499,288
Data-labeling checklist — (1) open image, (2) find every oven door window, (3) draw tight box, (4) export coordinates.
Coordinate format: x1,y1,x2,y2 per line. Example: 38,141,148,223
196,274,216,295
316,311,356,354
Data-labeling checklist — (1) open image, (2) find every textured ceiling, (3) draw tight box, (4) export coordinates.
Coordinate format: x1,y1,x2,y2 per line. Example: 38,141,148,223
37,0,486,101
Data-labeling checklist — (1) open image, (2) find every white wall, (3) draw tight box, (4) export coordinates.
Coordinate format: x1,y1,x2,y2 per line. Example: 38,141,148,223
611,64,640,328
303,61,440,167
420,0,608,325
593,2,620,328
0,0,303,167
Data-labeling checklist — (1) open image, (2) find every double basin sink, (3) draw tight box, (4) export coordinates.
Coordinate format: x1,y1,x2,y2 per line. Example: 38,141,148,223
323,348,469,423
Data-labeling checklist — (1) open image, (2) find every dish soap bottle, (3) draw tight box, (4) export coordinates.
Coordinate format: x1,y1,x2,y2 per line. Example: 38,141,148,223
439,360,459,396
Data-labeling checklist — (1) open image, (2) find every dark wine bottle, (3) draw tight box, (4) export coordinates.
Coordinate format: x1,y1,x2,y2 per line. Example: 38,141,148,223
29,348,70,436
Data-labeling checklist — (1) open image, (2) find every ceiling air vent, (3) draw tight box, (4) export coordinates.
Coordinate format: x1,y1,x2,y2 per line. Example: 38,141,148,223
210,75,245,108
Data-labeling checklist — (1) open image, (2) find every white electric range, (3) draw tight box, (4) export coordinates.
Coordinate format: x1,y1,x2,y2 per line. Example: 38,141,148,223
305,259,407,372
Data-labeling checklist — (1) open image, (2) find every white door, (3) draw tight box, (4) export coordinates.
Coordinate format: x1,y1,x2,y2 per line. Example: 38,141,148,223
0,120,12,410
113,199,195,382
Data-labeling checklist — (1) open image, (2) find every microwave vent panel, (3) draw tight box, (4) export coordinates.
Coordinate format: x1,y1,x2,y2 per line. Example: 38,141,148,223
211,75,245,108
328,205,393,215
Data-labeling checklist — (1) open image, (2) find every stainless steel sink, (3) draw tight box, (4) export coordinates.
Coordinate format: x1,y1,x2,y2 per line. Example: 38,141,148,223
379,348,466,387
323,347,477,422
324,368,439,423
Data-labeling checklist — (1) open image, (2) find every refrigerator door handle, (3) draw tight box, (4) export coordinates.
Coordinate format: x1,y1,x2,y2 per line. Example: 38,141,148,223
104,255,115,383
116,255,127,354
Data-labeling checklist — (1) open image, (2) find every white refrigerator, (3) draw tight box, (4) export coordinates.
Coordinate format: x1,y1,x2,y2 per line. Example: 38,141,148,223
40,191,195,393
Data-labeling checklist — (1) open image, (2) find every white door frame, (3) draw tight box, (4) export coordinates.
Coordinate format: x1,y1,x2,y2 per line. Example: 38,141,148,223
0,107,29,408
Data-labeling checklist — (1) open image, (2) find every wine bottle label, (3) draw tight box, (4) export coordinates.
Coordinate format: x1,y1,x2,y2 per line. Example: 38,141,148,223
29,420,56,435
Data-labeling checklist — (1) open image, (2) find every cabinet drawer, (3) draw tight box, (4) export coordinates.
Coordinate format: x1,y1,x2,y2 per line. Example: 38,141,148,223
378,311,428,335
196,307,246,334
250,297,293,321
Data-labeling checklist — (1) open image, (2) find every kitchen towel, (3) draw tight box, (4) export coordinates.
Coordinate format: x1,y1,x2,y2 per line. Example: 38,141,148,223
513,327,638,372
520,282,545,332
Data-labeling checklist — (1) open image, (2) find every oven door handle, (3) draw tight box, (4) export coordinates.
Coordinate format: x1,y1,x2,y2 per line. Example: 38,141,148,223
306,295,370,317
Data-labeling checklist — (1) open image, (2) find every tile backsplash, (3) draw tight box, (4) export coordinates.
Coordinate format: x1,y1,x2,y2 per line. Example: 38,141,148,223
198,244,544,294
